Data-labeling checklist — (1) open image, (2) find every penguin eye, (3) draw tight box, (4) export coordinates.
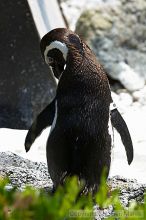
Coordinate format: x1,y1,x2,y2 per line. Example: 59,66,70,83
47,57,54,65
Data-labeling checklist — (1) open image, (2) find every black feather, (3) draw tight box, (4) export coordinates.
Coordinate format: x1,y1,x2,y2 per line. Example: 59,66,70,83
111,108,134,165
25,98,55,152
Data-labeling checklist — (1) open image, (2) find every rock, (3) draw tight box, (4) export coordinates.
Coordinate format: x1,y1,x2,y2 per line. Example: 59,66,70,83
108,176,146,207
75,0,146,91
0,151,52,190
94,205,113,220
118,92,133,106
59,0,120,30
0,0,56,129
111,90,133,113
132,86,146,105
117,91,133,113
0,151,145,219
109,62,144,92
94,176,146,219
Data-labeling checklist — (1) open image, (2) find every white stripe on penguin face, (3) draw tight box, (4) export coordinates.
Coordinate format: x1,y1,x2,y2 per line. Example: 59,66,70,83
44,40,68,65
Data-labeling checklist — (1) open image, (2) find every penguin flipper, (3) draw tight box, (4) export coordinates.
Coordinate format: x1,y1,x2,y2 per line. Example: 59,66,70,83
110,108,133,165
25,98,55,152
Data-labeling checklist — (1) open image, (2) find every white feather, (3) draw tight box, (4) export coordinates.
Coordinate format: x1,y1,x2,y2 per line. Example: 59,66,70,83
50,101,58,134
108,114,115,166
108,113,114,146
44,40,68,64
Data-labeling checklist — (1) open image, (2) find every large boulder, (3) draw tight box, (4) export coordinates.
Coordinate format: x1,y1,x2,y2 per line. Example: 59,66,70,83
0,0,56,129
75,0,146,91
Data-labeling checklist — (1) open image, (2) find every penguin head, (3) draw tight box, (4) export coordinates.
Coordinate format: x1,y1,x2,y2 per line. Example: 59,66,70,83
40,28,83,79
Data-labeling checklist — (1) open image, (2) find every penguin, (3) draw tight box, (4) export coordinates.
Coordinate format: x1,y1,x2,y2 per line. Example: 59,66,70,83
25,28,133,193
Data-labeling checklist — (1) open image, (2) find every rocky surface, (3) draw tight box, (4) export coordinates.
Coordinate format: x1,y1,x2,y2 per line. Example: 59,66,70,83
0,151,52,190
108,176,146,207
0,152,145,219
60,0,146,92
59,0,119,30
94,176,146,219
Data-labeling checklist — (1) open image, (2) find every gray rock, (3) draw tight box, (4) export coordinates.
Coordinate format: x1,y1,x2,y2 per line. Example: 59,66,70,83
108,176,146,207
0,0,56,129
132,86,146,105
60,0,120,30
0,151,52,190
93,176,146,219
111,90,133,113
109,62,144,92
75,0,146,91
94,205,113,220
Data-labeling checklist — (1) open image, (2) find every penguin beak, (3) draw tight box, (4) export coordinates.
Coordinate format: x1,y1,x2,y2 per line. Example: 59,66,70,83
52,63,64,79
47,57,65,79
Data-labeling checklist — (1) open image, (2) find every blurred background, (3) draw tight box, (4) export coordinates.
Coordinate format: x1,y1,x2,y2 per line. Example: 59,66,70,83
0,0,146,183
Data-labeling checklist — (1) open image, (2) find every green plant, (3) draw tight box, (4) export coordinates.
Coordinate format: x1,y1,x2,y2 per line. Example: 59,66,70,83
0,175,145,220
